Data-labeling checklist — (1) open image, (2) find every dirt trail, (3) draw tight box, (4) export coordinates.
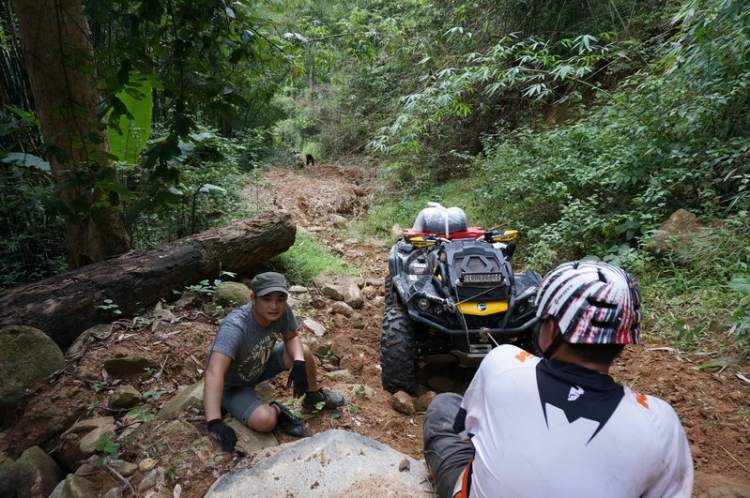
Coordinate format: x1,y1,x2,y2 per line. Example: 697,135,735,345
3,163,749,497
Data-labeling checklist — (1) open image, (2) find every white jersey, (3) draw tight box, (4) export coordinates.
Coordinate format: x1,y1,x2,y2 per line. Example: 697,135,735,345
454,345,693,498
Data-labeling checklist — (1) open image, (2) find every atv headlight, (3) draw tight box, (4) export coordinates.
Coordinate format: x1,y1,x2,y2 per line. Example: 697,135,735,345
416,298,431,311
527,293,537,307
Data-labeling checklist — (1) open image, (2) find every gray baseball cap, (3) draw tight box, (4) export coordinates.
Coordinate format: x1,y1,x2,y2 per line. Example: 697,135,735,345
251,272,289,296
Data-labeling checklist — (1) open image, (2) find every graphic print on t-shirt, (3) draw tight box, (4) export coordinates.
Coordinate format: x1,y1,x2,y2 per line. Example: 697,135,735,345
536,361,624,443
235,333,276,384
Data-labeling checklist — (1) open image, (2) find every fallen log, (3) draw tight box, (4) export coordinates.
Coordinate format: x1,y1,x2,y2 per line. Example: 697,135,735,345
0,210,296,347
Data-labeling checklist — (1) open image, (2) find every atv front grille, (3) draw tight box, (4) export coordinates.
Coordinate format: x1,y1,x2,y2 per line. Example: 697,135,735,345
460,314,503,329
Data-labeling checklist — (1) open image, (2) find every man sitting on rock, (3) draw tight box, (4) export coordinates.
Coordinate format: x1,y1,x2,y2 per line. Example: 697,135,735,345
423,261,693,497
203,272,345,451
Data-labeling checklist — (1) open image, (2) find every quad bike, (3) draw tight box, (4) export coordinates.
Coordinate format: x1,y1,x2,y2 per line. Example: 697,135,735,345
380,203,542,395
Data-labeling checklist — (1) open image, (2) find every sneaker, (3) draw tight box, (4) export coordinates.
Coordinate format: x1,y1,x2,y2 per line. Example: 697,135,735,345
270,401,305,438
302,389,346,410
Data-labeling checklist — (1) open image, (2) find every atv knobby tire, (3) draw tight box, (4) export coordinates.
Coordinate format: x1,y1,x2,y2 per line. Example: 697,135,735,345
380,301,418,395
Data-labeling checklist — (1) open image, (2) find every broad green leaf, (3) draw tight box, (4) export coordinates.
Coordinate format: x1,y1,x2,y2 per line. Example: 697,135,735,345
1,153,51,171
107,74,153,166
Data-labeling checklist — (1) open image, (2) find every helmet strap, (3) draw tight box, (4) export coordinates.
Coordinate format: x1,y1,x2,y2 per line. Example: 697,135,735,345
542,332,564,360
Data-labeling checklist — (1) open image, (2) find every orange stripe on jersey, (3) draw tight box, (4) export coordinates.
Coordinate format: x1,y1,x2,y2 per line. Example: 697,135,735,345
515,351,534,362
635,392,650,409
454,456,474,498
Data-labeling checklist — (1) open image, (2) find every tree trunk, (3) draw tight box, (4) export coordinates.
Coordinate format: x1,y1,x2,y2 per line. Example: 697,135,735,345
0,210,296,348
12,0,131,269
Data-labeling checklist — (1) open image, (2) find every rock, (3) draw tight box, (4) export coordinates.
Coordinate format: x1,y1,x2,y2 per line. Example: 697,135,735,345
366,277,385,287
225,417,278,455
66,324,110,357
103,356,159,376
205,430,432,497
138,467,166,494
647,209,707,256
0,325,65,409
415,392,437,412
303,318,326,337
0,452,15,497
49,474,97,498
155,380,204,420
139,458,158,472
351,312,365,329
213,282,251,309
391,224,402,238
321,283,346,301
330,214,348,229
307,337,333,358
309,295,327,309
101,488,123,498
330,336,355,361
343,281,364,309
12,445,63,498
108,385,141,409
15,403,79,451
109,459,138,478
288,285,308,294
361,286,380,300
331,301,354,318
58,417,117,472
390,391,416,415
323,369,354,383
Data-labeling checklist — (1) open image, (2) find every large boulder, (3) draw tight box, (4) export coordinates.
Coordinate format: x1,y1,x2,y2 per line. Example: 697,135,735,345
0,325,65,409
13,445,64,498
213,282,251,309
205,430,432,497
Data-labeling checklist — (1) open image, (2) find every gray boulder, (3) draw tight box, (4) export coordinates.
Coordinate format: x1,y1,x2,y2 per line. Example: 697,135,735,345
49,474,97,498
108,385,141,409
155,379,205,421
0,325,65,409
57,417,117,472
13,445,64,498
205,430,432,497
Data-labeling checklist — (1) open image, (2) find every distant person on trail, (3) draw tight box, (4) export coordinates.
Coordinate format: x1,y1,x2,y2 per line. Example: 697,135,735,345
203,272,345,451
423,261,694,497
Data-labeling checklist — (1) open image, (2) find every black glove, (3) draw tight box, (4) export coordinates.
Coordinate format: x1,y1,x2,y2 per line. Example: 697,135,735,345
286,360,308,398
207,419,237,452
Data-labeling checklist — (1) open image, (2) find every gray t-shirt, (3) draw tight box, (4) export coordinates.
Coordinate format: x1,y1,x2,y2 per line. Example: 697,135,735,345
206,302,298,387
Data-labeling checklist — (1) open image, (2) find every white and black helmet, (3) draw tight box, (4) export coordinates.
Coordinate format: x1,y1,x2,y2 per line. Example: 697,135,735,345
535,261,642,345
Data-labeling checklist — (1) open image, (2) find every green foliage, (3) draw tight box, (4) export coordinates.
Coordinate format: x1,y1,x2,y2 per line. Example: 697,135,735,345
129,128,255,247
126,389,167,422
107,75,153,167
0,162,66,290
97,299,122,315
94,435,119,466
270,231,352,285
728,277,750,351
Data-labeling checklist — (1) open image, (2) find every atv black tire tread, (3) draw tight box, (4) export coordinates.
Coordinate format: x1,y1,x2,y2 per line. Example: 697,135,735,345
380,301,418,395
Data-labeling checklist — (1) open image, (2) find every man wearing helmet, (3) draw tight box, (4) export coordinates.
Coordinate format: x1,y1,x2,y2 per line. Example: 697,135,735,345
423,261,693,497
